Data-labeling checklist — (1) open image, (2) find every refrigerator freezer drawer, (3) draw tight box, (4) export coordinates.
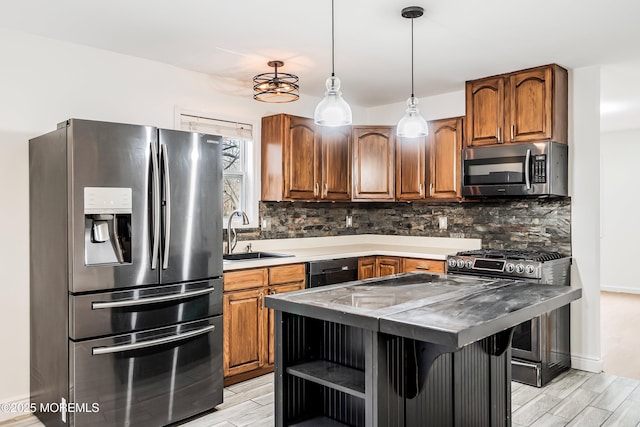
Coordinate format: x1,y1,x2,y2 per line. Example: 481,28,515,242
68,316,223,426
69,278,223,340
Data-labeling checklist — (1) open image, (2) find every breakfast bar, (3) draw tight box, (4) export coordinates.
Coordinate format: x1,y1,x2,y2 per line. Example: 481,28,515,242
264,273,582,427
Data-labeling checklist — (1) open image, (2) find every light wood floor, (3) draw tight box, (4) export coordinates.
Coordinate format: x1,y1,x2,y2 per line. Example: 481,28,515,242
3,369,640,427
601,291,640,380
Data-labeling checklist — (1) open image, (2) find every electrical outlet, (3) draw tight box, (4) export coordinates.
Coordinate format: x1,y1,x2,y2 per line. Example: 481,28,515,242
261,218,271,231
438,216,447,230
346,215,353,228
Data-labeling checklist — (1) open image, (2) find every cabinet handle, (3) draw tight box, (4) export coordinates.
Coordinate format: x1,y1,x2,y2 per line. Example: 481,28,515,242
497,127,502,143
419,183,423,195
323,183,328,197
511,124,515,141
314,182,319,197
429,183,433,197
415,265,430,270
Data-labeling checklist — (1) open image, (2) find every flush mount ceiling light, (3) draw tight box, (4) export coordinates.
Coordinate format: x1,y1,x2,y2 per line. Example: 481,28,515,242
253,60,299,103
314,0,352,126
397,6,428,138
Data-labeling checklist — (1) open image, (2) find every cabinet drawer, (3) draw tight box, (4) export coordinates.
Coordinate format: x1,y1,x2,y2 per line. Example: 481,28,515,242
269,264,306,286
403,258,445,274
224,268,268,292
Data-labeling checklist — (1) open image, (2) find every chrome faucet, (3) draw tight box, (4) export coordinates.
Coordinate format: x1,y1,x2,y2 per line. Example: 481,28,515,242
226,210,249,254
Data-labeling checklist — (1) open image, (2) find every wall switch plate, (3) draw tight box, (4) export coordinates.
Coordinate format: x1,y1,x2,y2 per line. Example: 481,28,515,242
346,215,353,228
261,218,271,231
438,216,448,230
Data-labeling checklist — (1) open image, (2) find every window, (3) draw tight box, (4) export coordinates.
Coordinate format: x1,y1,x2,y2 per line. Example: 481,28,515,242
178,113,256,227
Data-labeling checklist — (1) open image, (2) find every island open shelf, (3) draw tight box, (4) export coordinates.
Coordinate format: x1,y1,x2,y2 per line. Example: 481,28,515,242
265,272,582,427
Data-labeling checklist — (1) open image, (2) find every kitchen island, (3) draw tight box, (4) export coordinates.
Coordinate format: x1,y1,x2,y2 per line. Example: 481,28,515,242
264,273,581,427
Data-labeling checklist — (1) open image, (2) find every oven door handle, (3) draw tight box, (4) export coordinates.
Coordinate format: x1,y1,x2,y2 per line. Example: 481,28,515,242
92,325,215,355
91,287,215,309
524,148,531,190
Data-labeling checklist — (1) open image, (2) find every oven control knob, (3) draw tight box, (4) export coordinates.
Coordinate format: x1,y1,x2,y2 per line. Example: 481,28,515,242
456,259,465,268
448,258,457,268
525,265,536,275
505,263,515,273
515,264,525,274
465,260,473,269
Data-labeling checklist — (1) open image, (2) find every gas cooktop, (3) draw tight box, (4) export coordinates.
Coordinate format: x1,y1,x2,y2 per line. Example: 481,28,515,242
455,249,565,263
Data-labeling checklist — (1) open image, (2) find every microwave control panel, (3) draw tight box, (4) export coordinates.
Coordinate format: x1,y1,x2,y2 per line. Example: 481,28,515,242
532,155,547,183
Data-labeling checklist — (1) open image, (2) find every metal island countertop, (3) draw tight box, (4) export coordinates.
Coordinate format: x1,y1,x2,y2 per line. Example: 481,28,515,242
264,272,582,349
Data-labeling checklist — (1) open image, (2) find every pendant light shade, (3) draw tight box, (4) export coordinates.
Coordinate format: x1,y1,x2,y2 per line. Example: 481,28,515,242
397,6,427,137
314,0,352,126
253,60,299,103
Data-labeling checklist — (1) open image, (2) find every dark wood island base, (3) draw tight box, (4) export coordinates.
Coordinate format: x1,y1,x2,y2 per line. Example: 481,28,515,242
274,313,514,427
265,273,582,427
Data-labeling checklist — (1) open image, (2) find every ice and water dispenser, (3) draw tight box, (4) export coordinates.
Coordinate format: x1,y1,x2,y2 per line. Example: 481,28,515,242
84,187,132,265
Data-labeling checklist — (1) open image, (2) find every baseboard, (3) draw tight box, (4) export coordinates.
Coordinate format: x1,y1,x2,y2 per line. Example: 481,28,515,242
571,354,603,373
0,394,30,422
601,285,640,294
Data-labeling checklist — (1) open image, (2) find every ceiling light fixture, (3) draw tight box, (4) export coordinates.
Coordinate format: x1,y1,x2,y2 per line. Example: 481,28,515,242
253,60,299,103
314,0,352,126
397,6,428,137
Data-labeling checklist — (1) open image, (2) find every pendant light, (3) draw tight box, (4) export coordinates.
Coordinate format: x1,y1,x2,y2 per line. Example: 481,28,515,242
314,0,352,126
397,6,428,137
253,60,300,103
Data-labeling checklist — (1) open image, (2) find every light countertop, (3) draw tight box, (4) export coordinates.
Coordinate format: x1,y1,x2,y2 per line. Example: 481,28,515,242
223,234,481,271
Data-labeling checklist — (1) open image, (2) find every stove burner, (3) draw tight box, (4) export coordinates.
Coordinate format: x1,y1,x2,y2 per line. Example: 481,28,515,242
456,249,564,263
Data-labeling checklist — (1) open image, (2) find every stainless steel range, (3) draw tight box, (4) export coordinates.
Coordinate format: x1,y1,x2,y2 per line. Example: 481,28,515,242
447,249,572,387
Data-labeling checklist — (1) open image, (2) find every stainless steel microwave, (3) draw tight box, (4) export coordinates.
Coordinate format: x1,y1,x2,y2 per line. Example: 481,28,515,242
461,141,568,197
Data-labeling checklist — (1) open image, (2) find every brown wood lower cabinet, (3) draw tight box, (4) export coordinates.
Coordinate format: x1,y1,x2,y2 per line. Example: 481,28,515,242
403,257,446,274
359,256,446,279
223,263,305,385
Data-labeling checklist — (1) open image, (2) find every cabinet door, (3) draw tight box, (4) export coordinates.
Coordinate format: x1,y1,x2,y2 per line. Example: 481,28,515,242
358,256,376,280
267,282,305,366
428,117,462,199
507,67,552,143
396,136,427,200
376,256,402,277
403,258,445,274
223,288,266,377
465,77,505,147
284,115,320,199
352,127,395,201
320,126,352,200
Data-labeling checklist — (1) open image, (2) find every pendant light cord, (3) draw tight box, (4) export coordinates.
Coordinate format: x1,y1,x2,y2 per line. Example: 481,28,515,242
331,0,335,77
410,17,415,98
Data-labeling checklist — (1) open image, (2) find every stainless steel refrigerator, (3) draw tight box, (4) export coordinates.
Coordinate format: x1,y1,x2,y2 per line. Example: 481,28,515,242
30,119,224,426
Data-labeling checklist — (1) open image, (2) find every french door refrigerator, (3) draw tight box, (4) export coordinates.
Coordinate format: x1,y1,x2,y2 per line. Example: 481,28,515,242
29,119,224,426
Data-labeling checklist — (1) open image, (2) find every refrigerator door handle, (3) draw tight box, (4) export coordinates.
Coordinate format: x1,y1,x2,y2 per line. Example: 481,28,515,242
161,143,171,270
91,286,216,309
92,325,215,355
150,142,161,270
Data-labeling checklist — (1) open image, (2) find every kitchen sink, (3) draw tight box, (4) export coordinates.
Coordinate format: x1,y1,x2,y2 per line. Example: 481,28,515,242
223,252,294,262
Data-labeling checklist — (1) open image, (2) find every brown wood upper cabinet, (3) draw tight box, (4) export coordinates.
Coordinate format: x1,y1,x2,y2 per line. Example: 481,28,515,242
261,114,351,201
352,126,395,201
429,117,463,199
395,117,462,201
465,64,568,147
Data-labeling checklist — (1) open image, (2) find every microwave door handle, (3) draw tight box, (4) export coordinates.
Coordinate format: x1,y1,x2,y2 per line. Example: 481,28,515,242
161,143,171,270
150,142,160,270
524,148,531,190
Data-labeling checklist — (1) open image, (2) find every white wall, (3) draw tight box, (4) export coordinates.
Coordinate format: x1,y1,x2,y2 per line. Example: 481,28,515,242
0,28,369,406
569,66,602,372
601,128,640,293
366,90,466,125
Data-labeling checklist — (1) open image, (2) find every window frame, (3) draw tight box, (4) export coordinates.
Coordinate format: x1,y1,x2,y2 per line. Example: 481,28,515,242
176,109,258,229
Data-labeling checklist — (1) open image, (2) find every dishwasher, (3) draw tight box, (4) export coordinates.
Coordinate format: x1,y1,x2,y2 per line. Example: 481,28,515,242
307,257,359,288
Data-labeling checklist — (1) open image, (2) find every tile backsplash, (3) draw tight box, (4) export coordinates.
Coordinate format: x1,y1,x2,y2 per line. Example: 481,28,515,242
234,198,571,255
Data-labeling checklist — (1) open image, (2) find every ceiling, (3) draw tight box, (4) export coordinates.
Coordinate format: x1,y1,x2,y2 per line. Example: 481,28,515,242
1,0,640,127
